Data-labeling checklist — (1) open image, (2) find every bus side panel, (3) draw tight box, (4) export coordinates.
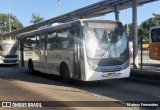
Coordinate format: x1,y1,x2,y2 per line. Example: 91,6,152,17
46,50,74,77
45,50,58,75
23,50,43,72
32,50,42,72
149,43,160,60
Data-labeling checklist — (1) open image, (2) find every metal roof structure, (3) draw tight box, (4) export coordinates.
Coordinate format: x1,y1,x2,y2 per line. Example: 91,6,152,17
0,0,158,37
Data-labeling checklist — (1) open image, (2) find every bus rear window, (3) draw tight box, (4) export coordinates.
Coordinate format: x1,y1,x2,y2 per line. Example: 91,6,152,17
151,28,160,42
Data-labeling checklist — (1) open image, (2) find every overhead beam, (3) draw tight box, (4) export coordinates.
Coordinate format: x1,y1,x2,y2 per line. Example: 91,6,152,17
112,0,131,5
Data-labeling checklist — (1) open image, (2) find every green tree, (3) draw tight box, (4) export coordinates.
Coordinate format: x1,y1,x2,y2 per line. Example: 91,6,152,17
0,13,23,34
124,23,133,36
138,13,160,40
30,13,44,24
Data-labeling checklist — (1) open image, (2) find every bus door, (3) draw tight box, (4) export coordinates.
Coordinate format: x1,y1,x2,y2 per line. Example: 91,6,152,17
40,35,47,72
71,27,81,78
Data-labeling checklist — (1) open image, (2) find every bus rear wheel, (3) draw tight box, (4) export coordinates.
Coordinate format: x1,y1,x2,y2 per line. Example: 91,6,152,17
60,64,71,83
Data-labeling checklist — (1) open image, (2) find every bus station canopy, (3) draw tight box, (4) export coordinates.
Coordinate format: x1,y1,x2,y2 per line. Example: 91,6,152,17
1,0,158,37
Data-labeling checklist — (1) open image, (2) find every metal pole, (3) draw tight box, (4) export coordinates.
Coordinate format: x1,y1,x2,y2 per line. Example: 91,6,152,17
8,0,11,32
58,0,60,16
115,5,119,21
140,37,143,70
132,0,139,69
8,0,12,40
126,9,129,36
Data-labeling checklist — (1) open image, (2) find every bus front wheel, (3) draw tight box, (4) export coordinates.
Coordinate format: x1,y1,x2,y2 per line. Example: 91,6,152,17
28,60,34,74
60,63,71,83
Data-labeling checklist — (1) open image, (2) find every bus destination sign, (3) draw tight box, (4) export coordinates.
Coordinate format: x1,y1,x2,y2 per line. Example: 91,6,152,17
87,23,119,29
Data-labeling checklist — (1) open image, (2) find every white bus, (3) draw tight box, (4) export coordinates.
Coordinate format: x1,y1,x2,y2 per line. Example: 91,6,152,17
18,19,130,82
0,40,18,65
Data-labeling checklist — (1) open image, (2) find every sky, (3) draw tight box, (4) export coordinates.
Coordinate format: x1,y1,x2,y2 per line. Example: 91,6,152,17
0,0,160,27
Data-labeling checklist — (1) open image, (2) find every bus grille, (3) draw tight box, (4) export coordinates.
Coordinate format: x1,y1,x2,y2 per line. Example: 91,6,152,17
3,60,17,63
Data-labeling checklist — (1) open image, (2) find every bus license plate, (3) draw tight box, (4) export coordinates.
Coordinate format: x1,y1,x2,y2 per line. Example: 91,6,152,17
102,72,120,77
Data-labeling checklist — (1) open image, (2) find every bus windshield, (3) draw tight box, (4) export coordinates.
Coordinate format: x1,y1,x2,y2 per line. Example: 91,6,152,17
84,22,129,62
0,42,17,56
151,28,160,42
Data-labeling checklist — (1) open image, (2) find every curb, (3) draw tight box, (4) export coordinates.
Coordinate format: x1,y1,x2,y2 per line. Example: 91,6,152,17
130,69,160,81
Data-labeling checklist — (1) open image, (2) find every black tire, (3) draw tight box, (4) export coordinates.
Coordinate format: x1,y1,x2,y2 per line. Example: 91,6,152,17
60,64,71,83
28,61,34,74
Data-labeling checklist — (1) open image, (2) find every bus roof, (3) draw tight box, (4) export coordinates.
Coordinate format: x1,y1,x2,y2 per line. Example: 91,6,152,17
150,26,160,30
18,19,122,39
0,40,16,44
18,20,81,38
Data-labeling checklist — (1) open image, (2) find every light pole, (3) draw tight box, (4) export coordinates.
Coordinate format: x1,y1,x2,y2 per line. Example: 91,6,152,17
8,0,11,33
58,0,60,16
8,0,12,40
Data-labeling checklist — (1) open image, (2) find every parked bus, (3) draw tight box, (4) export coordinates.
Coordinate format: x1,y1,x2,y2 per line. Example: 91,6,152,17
18,19,130,82
149,26,160,60
0,40,18,64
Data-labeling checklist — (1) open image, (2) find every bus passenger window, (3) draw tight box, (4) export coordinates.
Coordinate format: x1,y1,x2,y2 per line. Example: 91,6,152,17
70,27,80,49
36,35,40,49
57,29,69,49
30,36,36,50
47,32,56,50
40,35,46,50
24,37,30,50
151,28,160,42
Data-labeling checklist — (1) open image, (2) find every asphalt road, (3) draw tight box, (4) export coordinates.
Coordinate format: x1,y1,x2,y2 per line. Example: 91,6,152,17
0,66,160,110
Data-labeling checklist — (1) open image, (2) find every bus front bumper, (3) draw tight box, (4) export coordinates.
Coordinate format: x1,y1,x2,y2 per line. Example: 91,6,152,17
84,66,130,81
